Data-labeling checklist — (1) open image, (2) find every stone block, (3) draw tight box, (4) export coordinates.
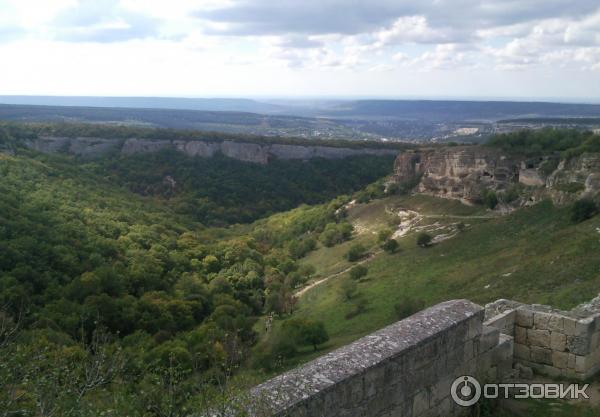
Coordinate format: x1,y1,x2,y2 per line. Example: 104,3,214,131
514,343,530,360
567,335,590,356
591,332,600,349
515,362,534,379
548,315,564,332
492,334,514,364
431,377,452,405
550,332,567,352
568,353,576,369
463,339,475,361
552,351,569,369
479,326,500,353
576,318,594,337
412,389,430,416
527,329,550,348
530,346,552,365
563,317,577,336
515,326,527,344
539,364,562,378
575,355,588,373
515,308,533,328
533,312,551,329
468,317,483,339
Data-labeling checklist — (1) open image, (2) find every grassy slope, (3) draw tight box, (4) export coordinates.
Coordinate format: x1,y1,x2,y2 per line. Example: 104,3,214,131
291,194,600,362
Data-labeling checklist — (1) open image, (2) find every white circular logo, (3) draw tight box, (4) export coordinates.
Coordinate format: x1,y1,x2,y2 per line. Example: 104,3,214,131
451,375,481,407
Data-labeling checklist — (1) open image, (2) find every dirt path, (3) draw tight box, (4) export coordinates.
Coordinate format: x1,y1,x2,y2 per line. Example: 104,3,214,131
296,208,496,299
295,250,381,298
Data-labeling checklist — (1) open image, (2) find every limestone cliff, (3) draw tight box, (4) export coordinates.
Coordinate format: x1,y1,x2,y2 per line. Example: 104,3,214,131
393,146,600,204
25,136,397,164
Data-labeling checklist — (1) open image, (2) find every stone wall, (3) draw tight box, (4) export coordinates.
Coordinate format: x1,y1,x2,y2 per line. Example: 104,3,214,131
485,299,600,379
251,300,514,417
250,295,600,417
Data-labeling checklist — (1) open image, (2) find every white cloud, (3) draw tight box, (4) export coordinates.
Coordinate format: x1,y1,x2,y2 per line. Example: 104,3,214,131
0,0,600,98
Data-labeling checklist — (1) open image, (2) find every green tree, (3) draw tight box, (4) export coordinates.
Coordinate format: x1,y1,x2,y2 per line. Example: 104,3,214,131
349,265,368,281
394,297,425,320
382,238,399,253
345,243,367,262
416,233,433,248
571,199,598,223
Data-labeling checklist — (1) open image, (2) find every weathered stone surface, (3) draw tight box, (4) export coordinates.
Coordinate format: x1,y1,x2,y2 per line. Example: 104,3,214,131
251,300,484,417
25,136,398,164
550,332,567,352
527,329,550,348
530,346,553,365
515,309,534,328
514,326,527,344
552,351,569,369
392,147,519,203
567,335,590,356
514,343,530,360
392,148,599,204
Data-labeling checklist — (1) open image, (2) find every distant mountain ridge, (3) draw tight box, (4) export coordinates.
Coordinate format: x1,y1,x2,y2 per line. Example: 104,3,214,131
316,99,600,121
2,96,600,122
0,95,286,114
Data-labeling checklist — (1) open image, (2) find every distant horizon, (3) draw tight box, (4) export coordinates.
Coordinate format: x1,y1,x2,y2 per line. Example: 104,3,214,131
2,94,600,105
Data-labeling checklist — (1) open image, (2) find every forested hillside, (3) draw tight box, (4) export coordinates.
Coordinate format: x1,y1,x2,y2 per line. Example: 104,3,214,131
0,123,396,416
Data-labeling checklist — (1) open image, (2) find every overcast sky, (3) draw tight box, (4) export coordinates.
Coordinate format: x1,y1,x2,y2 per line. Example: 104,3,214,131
1,0,600,100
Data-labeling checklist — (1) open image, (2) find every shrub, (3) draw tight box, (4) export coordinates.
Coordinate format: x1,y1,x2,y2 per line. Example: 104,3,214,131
340,278,358,301
349,265,368,281
345,296,369,319
377,228,393,243
540,158,559,176
416,233,432,248
345,243,368,262
483,190,498,209
319,222,353,247
282,319,329,351
555,182,585,194
382,238,399,253
571,199,598,223
500,185,520,204
394,297,425,320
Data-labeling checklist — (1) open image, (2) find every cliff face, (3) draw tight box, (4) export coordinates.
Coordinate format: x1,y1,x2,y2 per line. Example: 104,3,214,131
25,136,397,164
393,146,600,204
393,147,519,202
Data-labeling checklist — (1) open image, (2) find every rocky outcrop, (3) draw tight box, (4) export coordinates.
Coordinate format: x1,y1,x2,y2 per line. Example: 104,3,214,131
393,147,519,203
548,153,600,199
393,146,600,204
24,136,398,164
28,136,122,157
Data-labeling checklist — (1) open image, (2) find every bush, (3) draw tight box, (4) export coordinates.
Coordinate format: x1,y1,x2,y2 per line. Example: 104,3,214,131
483,190,498,209
571,199,598,223
377,229,393,243
340,278,358,301
282,319,329,351
349,265,368,281
345,296,369,319
500,185,520,204
416,233,432,248
381,238,399,253
345,243,368,262
394,298,425,320
540,158,559,176
555,182,585,194
319,222,353,247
